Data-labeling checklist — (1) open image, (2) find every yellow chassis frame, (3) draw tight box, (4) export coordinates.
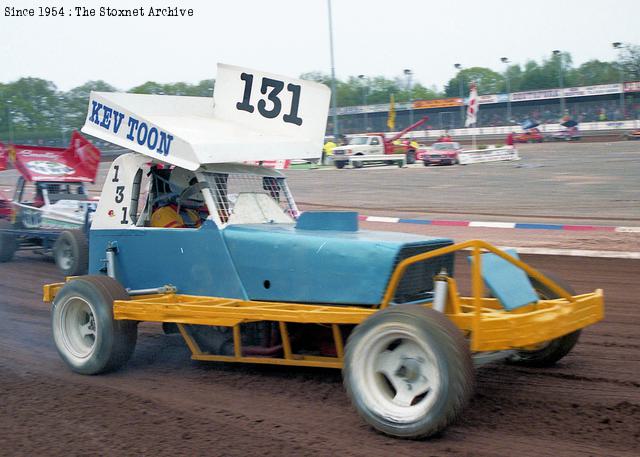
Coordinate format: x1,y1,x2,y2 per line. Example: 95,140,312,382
43,240,604,368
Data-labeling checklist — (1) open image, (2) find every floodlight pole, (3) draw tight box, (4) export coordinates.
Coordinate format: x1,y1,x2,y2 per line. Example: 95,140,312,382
358,74,368,131
6,99,14,144
454,63,464,127
327,0,339,138
501,57,512,124
553,50,565,116
404,69,413,127
613,42,625,119
58,95,66,146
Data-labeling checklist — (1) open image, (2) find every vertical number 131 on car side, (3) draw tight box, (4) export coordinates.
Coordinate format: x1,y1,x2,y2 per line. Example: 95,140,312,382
236,72,303,126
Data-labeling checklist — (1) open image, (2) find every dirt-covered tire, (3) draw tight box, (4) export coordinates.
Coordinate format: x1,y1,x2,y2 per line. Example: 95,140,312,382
52,275,137,375
406,150,416,165
509,272,581,367
54,230,89,276
0,219,18,262
344,305,474,439
335,161,346,169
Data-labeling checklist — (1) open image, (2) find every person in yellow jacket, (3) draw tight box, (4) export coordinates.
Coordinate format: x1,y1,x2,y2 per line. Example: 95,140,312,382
322,139,337,165
151,203,202,228
149,167,209,228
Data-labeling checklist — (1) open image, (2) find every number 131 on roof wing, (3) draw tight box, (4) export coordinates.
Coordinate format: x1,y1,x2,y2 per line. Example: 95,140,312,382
236,73,303,126
214,63,330,139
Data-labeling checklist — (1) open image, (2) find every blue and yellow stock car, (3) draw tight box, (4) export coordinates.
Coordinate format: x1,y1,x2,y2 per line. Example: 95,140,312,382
43,65,604,439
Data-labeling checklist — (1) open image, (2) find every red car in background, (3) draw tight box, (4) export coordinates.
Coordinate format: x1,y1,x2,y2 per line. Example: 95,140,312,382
513,128,543,143
625,129,640,140
420,142,462,166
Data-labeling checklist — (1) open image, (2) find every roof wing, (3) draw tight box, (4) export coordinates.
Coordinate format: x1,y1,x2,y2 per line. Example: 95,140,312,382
81,63,331,170
0,131,100,182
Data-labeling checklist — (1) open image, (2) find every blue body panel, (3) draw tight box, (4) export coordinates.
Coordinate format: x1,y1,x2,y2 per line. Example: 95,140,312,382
89,216,453,305
474,249,539,311
295,211,358,231
89,221,248,299
223,224,451,305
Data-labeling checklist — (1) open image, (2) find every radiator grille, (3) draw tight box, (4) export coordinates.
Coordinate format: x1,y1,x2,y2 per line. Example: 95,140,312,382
391,242,455,304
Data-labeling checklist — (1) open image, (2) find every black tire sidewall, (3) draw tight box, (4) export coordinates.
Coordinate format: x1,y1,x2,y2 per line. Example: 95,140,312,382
510,272,581,366
406,151,416,164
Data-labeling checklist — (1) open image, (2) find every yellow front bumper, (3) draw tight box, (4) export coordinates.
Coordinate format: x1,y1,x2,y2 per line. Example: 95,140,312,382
450,290,604,352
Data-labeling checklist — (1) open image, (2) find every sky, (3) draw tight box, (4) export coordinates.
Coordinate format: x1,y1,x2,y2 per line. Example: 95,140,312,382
1,0,640,92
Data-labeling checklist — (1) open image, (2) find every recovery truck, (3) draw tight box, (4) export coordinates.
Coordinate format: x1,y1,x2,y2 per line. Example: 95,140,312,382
332,117,428,168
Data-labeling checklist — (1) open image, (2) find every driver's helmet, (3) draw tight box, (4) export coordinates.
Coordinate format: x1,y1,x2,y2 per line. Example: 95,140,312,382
169,168,204,208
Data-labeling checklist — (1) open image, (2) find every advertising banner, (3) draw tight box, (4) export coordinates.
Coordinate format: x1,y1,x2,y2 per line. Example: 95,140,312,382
564,84,621,98
413,98,462,109
624,81,640,92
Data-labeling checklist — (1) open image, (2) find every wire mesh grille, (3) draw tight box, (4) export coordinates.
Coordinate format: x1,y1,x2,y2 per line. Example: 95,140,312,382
202,172,298,224
392,242,455,304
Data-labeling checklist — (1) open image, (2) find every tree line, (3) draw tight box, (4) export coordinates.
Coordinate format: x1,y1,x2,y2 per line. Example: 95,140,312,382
1,45,638,143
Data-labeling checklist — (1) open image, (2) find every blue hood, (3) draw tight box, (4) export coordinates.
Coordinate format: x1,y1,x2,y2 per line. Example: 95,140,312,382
223,223,453,305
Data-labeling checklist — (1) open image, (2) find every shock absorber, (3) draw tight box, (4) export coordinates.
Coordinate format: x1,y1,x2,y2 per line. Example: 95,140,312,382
433,268,449,313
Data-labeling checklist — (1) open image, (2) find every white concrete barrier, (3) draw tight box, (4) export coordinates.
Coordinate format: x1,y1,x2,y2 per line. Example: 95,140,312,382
458,146,520,165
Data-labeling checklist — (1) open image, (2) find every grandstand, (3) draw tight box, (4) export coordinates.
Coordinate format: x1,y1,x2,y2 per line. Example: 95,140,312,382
329,81,640,135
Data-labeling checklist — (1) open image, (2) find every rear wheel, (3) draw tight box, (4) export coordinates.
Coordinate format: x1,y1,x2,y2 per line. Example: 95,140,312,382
509,272,581,367
344,306,473,439
0,219,18,262
406,150,416,165
54,230,89,276
52,275,137,374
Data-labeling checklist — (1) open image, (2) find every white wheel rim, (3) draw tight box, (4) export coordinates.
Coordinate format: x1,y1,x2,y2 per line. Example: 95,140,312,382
57,296,97,360
56,238,74,271
352,322,442,424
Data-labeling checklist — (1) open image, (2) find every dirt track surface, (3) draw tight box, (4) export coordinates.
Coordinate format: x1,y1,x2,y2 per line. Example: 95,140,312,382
286,141,640,225
1,253,638,457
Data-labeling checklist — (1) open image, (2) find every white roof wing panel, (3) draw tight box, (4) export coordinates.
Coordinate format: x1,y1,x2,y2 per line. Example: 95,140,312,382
82,63,330,170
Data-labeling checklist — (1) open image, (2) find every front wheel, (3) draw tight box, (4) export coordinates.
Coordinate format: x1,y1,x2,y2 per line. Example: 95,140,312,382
406,150,416,165
344,306,474,439
509,272,581,367
334,161,346,169
0,219,18,262
54,230,89,276
52,275,137,374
